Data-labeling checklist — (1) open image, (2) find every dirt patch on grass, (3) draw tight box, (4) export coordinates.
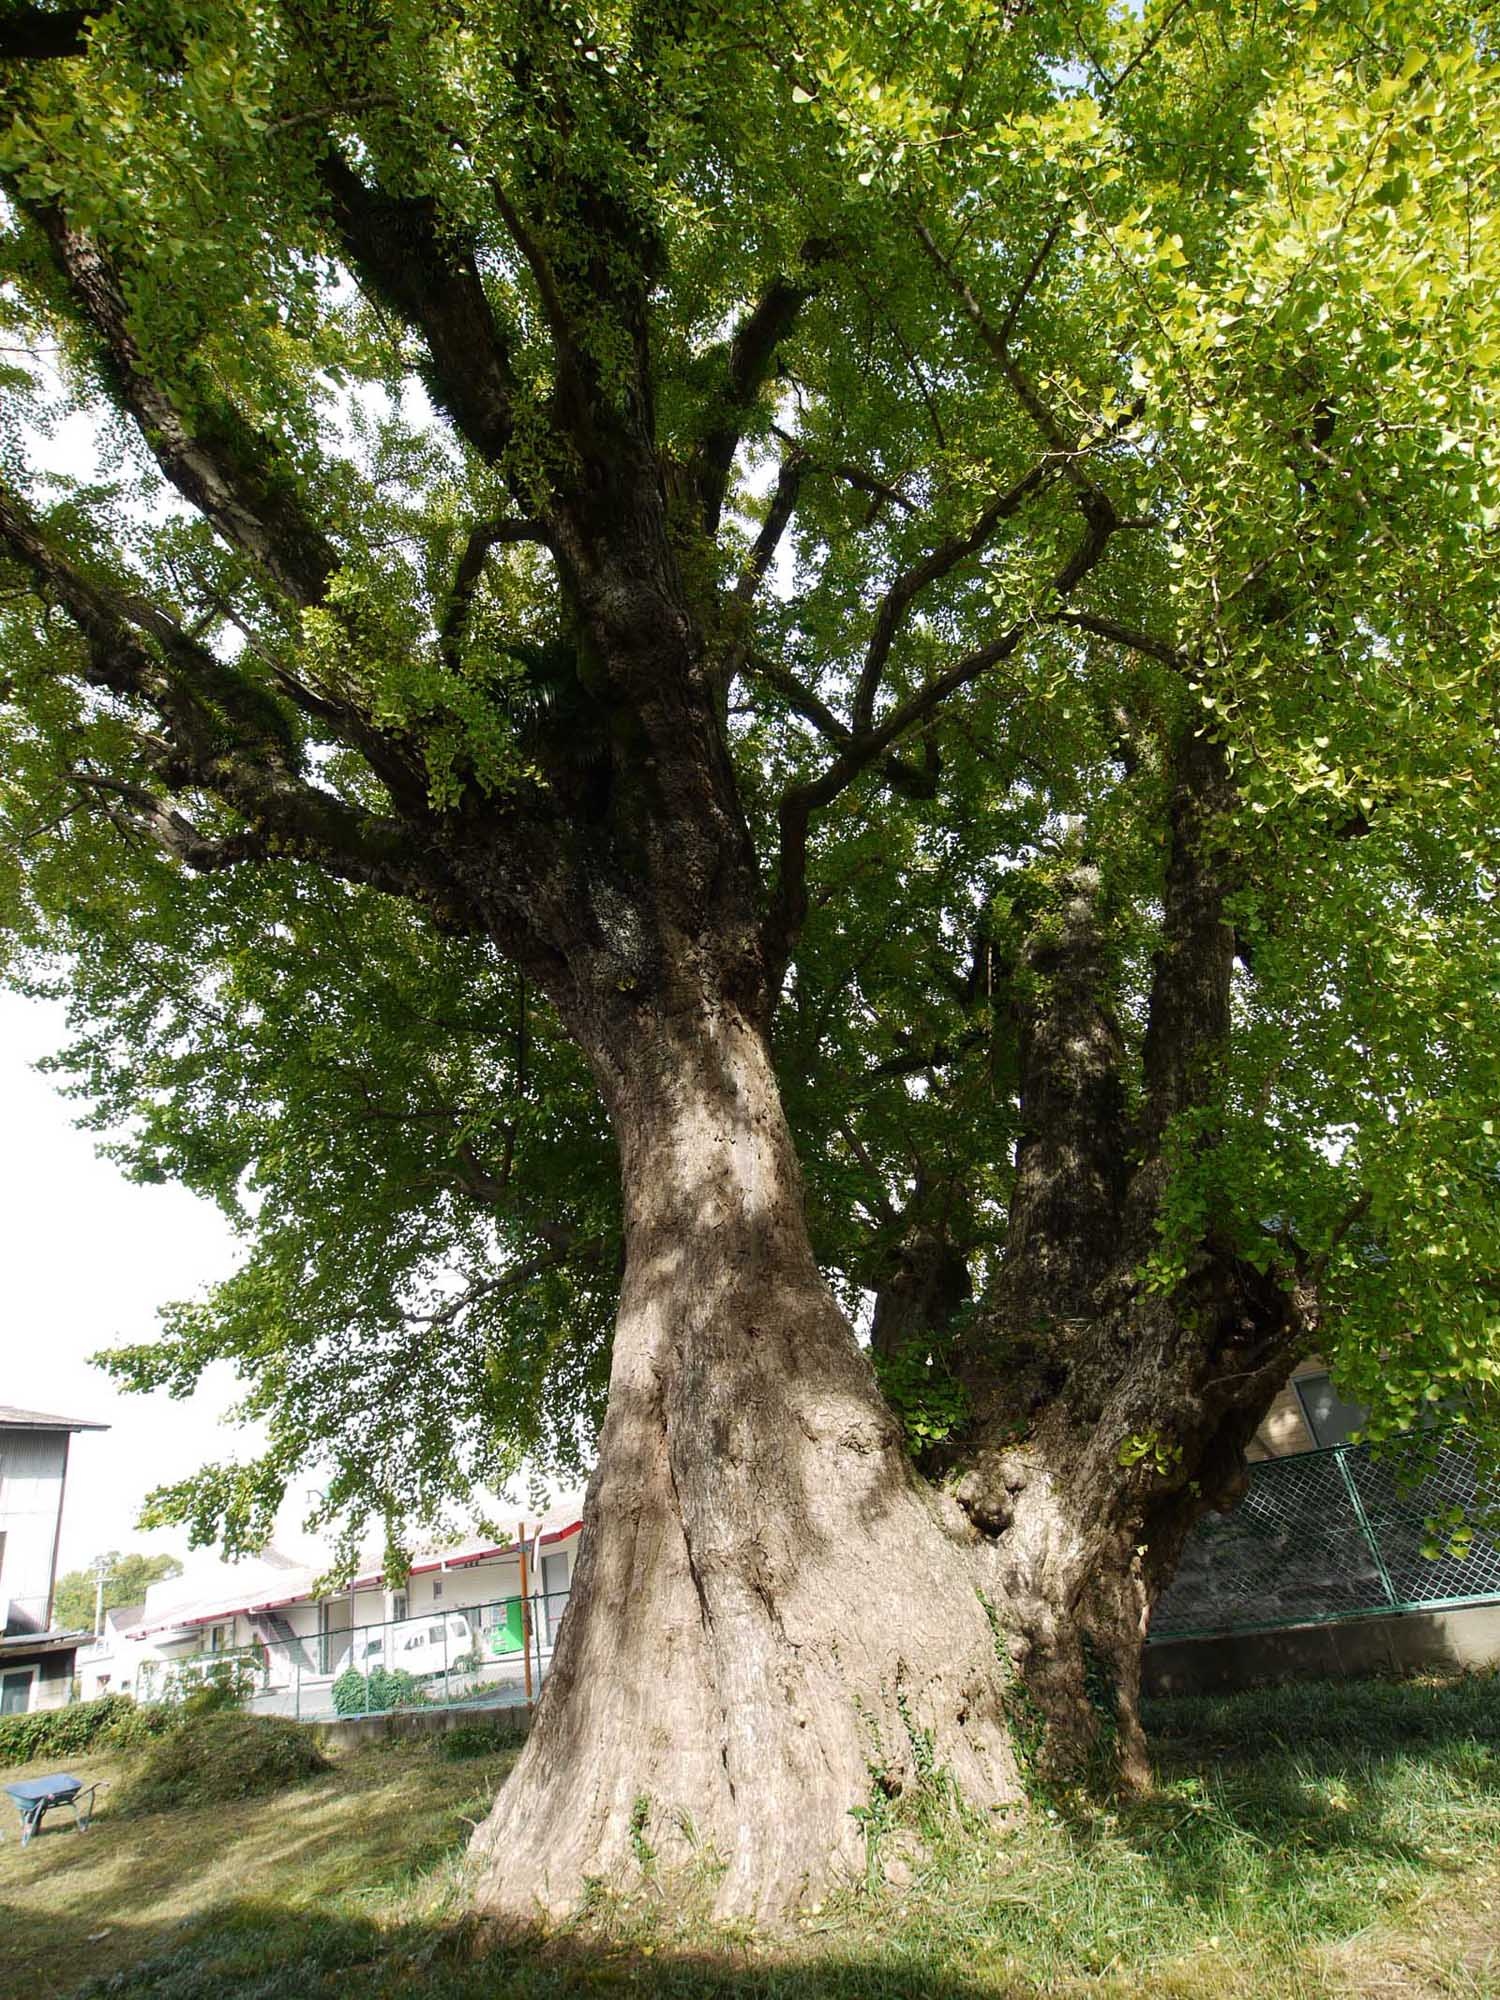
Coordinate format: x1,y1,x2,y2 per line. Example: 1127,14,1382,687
1320,1861,1500,1997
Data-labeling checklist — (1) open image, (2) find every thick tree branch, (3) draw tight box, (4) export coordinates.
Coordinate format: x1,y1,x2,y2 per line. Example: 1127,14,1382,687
30,206,338,607
316,152,518,465
0,485,450,906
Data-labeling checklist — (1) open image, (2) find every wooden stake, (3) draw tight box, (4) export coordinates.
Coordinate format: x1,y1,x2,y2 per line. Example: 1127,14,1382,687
517,1520,534,1709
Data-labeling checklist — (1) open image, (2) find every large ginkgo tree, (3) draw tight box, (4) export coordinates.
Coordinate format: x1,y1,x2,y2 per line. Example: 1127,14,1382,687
2,0,1497,1921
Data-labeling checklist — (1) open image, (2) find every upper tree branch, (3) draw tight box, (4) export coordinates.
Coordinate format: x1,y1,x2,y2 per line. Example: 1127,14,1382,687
693,268,822,535
0,485,450,907
914,217,1118,515
316,152,518,465
853,455,1057,736
743,654,848,744
439,517,552,673
1051,609,1189,670
64,768,274,873
764,492,1120,985
31,206,338,607
768,428,919,518
732,452,805,611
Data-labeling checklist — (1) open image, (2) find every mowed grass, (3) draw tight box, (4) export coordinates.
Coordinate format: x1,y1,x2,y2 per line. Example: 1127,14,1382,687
1,1676,1498,2000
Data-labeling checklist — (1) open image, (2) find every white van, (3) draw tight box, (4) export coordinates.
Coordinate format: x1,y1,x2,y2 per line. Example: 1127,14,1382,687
336,1612,473,1681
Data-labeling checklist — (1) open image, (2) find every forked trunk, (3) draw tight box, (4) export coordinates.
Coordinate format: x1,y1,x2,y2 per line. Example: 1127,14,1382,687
471,995,1023,1923
471,733,1296,1919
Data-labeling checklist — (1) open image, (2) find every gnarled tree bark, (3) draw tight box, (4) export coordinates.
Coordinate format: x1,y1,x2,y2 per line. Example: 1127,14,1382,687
473,991,1022,1922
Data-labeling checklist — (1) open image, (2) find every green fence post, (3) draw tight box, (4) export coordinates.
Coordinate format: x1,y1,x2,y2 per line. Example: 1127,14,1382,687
1335,1443,1399,1609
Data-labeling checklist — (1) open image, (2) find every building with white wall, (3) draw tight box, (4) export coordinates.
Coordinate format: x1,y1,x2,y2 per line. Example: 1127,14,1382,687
80,1503,584,1720
0,1403,109,1713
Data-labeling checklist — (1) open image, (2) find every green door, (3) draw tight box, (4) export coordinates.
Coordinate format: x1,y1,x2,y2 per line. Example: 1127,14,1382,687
486,1600,526,1656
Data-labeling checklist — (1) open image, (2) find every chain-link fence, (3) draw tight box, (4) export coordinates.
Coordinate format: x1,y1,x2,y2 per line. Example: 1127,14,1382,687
137,1588,571,1723
1152,1430,1500,1640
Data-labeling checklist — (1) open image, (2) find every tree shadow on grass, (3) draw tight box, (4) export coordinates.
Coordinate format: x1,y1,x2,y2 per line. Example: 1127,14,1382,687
11,1902,1012,2000
1054,1674,1500,1941
4,1678,1496,2000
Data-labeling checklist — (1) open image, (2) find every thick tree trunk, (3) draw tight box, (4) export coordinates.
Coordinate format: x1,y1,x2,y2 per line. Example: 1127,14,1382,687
950,1275,1297,1790
471,994,1022,1923
941,770,1307,1788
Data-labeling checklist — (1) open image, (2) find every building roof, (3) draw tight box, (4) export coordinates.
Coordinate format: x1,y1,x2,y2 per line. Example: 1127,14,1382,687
124,1506,585,1639
0,1629,90,1658
0,1403,109,1432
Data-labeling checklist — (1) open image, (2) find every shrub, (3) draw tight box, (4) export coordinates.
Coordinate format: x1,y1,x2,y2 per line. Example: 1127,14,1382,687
331,1667,368,1717
177,1660,256,1716
113,1712,329,1815
436,1718,527,1761
138,1653,260,1712
103,1701,178,1749
331,1666,423,1716
0,1692,173,1768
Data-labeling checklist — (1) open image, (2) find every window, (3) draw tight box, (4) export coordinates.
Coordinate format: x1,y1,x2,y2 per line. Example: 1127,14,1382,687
389,1591,407,1625
541,1553,571,1646
1294,1373,1368,1450
1,1667,35,1716
208,1624,226,1653
317,1601,351,1676
432,1576,443,1600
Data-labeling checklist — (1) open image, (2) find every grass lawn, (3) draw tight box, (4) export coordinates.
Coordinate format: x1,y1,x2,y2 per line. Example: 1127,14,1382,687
1,1675,1497,2000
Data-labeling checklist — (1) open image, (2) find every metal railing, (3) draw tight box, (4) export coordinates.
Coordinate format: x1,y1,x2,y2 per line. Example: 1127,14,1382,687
137,1588,571,1723
1152,1428,1500,1640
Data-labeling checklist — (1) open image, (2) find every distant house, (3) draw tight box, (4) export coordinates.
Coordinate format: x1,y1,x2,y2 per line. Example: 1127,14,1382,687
1153,1359,1500,1652
0,1403,109,1715
1247,1358,1369,1461
82,1503,584,1721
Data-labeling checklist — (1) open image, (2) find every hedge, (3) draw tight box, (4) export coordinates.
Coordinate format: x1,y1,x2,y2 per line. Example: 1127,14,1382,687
0,1691,175,1767
331,1666,424,1716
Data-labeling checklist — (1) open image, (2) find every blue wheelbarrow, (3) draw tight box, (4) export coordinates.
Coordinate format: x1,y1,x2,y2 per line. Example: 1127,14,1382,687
3,1773,104,1846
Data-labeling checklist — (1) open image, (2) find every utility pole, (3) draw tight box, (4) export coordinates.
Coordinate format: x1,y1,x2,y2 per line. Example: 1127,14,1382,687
92,1555,113,1637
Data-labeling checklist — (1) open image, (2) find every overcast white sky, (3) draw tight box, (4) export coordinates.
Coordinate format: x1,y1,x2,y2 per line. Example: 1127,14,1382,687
0,985,266,1577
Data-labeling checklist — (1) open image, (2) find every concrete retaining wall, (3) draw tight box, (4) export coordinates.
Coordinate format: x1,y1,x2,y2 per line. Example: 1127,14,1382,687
1144,1600,1500,1697
313,1701,531,1751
